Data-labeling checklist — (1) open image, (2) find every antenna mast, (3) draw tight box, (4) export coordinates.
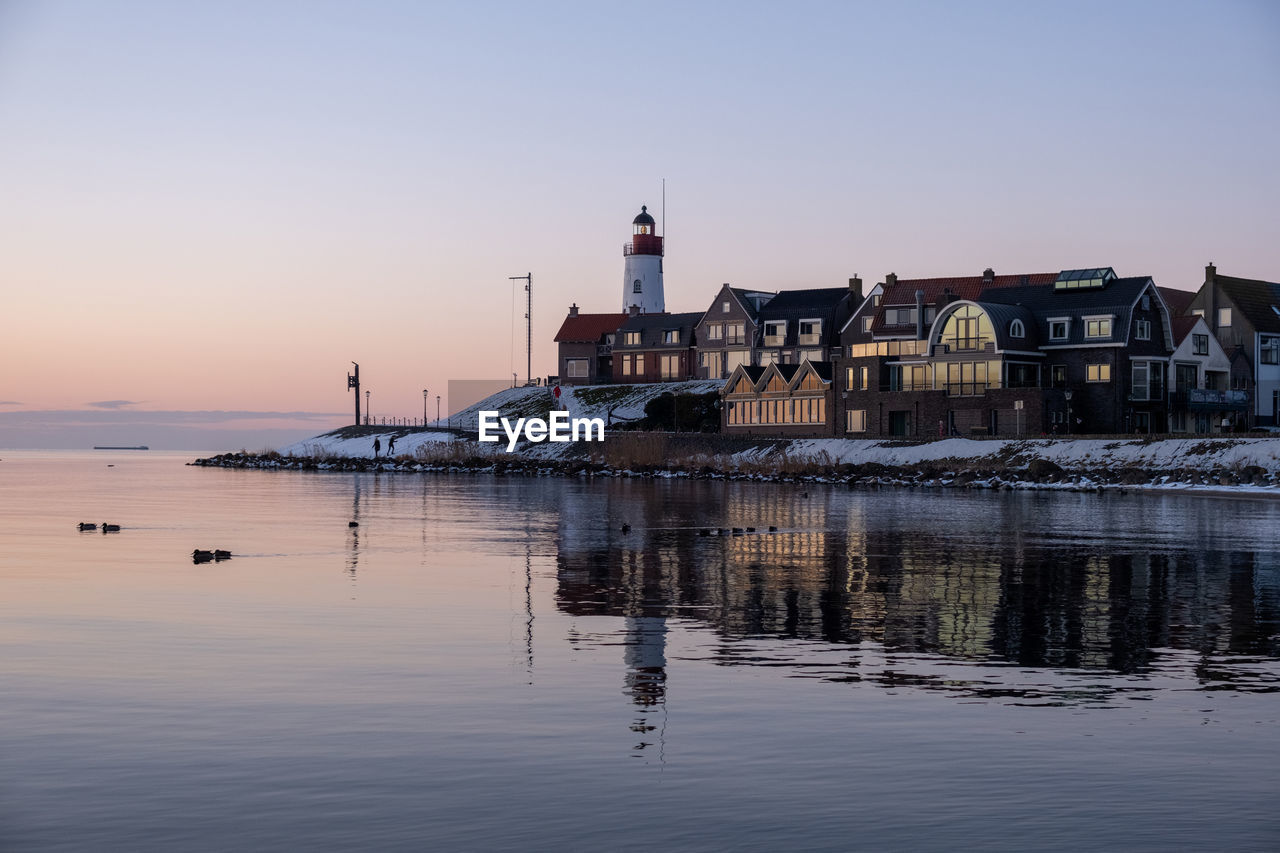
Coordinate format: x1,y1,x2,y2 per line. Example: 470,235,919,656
509,273,532,386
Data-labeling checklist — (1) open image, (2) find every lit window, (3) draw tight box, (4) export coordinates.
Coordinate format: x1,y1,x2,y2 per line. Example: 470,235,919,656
635,354,645,374
621,356,632,376
1218,308,1232,327
1086,363,1111,382
624,331,641,346
846,409,867,433
863,316,874,332
662,330,679,344
706,324,724,341
722,301,731,313
859,366,869,391
1135,320,1150,341
1085,318,1112,339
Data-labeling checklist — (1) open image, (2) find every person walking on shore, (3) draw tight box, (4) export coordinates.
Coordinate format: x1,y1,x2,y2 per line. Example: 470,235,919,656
387,435,396,456
373,437,381,459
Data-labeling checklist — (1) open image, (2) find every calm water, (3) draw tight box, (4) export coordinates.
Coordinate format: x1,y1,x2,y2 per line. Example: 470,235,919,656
1,451,1278,851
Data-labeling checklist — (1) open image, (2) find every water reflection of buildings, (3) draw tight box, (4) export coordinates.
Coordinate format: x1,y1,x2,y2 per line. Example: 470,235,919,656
555,483,1280,712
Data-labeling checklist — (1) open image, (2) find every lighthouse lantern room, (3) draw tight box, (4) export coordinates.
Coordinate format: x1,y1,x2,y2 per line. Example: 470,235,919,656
622,205,665,314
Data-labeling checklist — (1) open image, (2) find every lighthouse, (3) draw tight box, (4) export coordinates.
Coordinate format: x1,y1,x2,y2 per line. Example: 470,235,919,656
622,205,664,314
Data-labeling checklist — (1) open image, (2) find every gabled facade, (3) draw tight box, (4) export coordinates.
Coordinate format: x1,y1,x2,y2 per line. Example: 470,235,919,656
1187,264,1280,426
554,306,630,386
1166,315,1244,432
721,360,835,436
694,284,774,380
835,268,1177,437
612,311,703,384
755,284,856,368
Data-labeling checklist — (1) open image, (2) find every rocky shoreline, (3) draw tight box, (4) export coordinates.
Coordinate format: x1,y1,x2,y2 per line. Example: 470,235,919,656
190,449,1280,495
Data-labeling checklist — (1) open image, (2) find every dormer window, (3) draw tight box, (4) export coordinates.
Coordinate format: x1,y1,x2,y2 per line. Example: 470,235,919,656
1010,319,1025,338
1048,317,1070,341
662,330,679,344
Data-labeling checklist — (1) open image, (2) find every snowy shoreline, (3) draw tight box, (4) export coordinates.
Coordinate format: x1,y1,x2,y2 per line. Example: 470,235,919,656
192,430,1280,498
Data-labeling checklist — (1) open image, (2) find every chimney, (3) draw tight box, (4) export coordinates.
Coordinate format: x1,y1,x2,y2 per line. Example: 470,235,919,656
915,289,925,339
568,303,579,318
848,275,863,303
1206,261,1217,332
885,272,898,288
982,267,995,284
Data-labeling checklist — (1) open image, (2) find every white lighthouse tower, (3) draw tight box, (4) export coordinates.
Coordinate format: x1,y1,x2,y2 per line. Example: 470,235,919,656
622,205,664,314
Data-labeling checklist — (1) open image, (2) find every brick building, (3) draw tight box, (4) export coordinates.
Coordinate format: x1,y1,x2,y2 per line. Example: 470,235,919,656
554,306,629,386
612,311,703,383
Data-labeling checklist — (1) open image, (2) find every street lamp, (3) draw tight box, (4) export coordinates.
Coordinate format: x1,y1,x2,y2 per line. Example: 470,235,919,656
1064,390,1073,436
365,390,371,425
436,395,441,427
423,389,428,427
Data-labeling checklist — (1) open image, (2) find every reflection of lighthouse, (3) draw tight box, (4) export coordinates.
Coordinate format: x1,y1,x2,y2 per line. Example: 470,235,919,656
623,205,664,314
623,616,668,707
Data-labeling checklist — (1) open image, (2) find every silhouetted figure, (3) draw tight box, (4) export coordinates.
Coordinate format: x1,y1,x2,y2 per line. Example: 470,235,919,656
387,435,396,456
373,437,381,459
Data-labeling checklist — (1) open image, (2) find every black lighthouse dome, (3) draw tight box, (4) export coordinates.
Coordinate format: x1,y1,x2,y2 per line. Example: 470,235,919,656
632,205,656,237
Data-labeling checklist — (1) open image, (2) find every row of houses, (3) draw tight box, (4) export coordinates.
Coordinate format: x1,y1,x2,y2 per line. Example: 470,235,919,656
555,263,1280,436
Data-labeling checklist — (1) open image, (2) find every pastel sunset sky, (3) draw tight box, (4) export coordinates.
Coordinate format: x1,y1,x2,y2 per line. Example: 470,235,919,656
2,0,1277,448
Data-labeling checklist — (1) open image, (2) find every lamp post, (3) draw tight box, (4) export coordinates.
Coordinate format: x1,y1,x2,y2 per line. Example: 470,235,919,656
436,395,441,428
365,390,371,425
1064,390,1073,436
423,389,428,427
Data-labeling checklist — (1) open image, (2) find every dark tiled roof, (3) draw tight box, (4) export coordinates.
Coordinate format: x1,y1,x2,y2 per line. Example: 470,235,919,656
554,312,629,343
978,276,1154,347
1218,274,1280,334
615,311,704,348
1158,286,1196,317
806,361,834,382
727,287,775,320
758,287,850,316
979,302,1041,351
757,288,851,347
1170,315,1201,346
872,273,1055,335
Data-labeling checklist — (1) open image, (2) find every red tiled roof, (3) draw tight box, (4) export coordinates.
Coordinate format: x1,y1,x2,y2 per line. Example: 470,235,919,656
1170,315,1201,346
554,312,630,343
1158,286,1196,316
872,273,1057,333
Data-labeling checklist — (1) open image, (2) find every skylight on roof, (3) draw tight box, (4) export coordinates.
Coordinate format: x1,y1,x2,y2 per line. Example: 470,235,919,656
1055,267,1116,291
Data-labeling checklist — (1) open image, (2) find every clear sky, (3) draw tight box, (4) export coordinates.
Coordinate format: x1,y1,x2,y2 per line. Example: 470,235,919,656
2,0,1277,448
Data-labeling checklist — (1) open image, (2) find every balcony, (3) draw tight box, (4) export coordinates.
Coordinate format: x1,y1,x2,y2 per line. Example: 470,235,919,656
1173,389,1251,410
797,333,821,347
763,334,784,347
622,235,664,256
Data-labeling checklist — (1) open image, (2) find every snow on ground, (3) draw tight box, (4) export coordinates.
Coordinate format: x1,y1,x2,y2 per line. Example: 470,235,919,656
280,430,460,459
447,380,723,430
276,382,1280,474
752,437,1280,471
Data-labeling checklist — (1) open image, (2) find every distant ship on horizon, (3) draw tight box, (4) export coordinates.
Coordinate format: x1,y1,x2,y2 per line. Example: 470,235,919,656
93,445,149,451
